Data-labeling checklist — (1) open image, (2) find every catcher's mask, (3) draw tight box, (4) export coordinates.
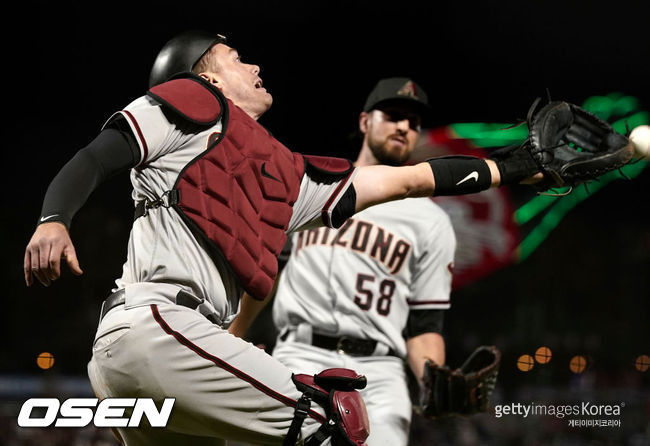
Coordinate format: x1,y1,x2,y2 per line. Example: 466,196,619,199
149,31,227,88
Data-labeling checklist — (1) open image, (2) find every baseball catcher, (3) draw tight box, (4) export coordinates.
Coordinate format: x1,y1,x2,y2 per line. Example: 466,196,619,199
24,27,633,445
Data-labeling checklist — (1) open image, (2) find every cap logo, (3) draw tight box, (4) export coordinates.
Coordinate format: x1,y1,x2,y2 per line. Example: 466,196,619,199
396,81,418,99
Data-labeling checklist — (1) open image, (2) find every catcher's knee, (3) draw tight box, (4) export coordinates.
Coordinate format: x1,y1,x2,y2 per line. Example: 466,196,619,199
284,368,370,446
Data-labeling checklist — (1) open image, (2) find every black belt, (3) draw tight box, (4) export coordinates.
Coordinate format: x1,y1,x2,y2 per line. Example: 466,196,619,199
100,289,126,320
311,333,398,358
99,288,220,325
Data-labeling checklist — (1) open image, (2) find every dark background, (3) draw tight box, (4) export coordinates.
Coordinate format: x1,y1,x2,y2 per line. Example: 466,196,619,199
3,1,649,444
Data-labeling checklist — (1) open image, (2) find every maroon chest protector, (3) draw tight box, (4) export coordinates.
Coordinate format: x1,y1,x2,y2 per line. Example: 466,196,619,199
147,74,352,300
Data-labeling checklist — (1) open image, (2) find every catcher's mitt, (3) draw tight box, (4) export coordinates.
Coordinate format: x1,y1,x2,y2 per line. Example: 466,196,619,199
418,345,501,418
493,99,635,193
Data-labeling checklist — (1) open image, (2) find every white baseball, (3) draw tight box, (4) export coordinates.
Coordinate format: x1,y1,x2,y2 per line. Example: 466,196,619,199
629,125,650,160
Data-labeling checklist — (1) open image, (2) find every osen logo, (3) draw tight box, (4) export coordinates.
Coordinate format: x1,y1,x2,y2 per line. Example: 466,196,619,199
17,398,175,428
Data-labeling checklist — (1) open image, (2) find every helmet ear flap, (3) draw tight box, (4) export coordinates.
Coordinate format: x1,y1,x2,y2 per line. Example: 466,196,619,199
149,31,227,88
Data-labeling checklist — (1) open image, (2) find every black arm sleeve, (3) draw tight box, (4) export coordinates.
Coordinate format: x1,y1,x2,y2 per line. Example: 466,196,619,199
403,309,445,339
38,126,140,228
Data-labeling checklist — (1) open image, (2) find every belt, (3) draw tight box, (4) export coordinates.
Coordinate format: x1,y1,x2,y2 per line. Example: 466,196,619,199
311,333,398,358
99,289,127,320
99,288,220,325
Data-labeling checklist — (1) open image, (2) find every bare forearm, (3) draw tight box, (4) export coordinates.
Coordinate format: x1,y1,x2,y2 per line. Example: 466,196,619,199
228,292,270,338
406,332,446,386
353,160,503,213
353,163,433,212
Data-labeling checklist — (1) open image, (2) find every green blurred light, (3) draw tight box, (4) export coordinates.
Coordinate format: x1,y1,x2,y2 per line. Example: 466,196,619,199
515,193,561,226
581,93,640,120
515,96,648,232
447,93,649,262
518,185,597,262
612,96,641,117
612,111,649,134
516,160,649,261
449,94,646,147
449,123,529,147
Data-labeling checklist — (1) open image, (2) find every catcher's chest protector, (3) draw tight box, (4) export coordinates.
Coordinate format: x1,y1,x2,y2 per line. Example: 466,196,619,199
148,76,304,299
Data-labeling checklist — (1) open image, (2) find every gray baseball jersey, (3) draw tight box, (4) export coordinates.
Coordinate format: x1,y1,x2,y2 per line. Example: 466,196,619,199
272,197,455,446
88,93,358,445
107,95,354,321
273,197,455,358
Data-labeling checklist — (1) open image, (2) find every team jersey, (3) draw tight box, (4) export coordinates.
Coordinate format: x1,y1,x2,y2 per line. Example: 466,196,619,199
273,197,456,358
106,95,356,320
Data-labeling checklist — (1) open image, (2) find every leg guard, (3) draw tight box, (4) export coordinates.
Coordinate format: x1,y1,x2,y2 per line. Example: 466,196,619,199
284,368,370,446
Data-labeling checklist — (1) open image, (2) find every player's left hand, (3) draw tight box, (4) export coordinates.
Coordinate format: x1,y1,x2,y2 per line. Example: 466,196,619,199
520,172,544,184
485,159,544,186
24,222,83,287
418,345,501,418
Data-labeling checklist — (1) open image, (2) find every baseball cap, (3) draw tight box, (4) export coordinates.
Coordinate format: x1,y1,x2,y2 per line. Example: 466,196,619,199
363,77,429,117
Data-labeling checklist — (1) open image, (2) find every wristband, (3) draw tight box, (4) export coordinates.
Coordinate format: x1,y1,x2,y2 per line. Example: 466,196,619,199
427,156,492,196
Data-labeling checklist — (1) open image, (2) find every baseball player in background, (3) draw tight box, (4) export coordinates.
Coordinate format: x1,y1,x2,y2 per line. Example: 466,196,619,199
23,31,543,446
277,78,453,446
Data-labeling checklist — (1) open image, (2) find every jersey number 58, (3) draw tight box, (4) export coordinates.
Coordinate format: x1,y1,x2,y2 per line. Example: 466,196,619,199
354,274,396,316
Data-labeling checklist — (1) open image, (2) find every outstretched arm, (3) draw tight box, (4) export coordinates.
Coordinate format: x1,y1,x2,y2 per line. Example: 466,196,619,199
24,127,140,287
352,157,535,213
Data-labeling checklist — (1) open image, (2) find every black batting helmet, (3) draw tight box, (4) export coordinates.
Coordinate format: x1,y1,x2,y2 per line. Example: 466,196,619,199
148,31,227,88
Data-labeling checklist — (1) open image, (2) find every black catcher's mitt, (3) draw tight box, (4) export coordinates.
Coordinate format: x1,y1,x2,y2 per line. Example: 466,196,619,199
419,345,501,418
493,99,635,192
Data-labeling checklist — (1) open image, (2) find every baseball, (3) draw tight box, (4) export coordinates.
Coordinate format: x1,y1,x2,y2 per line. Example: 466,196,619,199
629,125,650,160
